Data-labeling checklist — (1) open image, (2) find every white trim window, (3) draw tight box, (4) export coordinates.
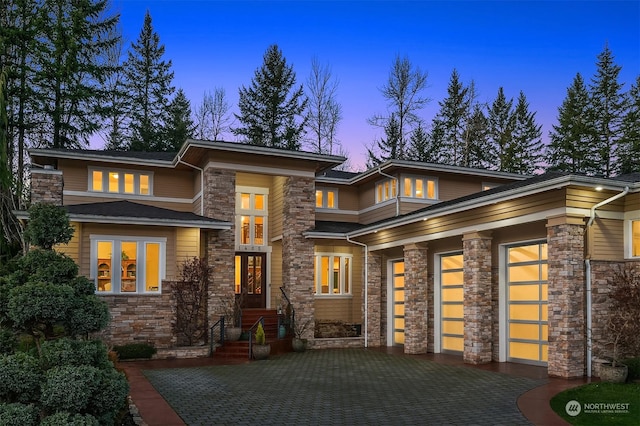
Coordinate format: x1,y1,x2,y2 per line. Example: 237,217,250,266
89,167,153,195
402,176,437,200
375,179,397,203
316,188,337,209
314,253,352,296
91,235,166,294
236,187,268,249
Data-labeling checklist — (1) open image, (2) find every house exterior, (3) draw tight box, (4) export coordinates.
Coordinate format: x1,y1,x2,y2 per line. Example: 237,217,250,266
27,139,640,379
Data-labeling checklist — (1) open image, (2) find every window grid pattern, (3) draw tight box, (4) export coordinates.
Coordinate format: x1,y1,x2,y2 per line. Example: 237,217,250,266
315,254,352,295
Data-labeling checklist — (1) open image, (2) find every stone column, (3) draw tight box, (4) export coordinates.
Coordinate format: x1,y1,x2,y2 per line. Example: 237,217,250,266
403,243,429,354
547,215,585,378
282,176,315,340
203,167,236,326
366,252,382,347
463,231,493,364
31,167,63,205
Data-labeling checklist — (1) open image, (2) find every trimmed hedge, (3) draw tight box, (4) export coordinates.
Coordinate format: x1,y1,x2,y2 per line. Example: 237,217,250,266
113,342,157,360
0,402,39,426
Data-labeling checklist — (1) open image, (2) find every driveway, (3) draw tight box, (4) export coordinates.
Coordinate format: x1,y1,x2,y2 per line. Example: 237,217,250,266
141,349,548,425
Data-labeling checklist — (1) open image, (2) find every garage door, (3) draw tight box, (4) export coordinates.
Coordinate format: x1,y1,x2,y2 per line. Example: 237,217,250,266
507,242,548,365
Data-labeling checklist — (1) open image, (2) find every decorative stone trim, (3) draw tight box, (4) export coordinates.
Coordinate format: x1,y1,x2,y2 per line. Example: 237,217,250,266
310,337,365,349
366,253,382,347
404,243,429,354
31,168,63,205
463,232,493,364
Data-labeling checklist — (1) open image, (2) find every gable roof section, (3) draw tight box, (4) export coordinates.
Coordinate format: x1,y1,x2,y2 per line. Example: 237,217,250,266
64,201,231,229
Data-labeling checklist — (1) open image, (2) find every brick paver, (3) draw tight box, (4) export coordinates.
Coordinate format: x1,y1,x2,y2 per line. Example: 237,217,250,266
143,349,547,425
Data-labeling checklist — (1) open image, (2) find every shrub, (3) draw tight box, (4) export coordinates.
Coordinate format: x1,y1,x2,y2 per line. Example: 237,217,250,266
623,356,640,381
66,296,109,337
23,203,74,250
11,248,78,286
112,342,157,360
40,412,99,426
0,402,39,426
255,322,266,345
40,339,111,370
0,352,43,403
88,368,129,425
0,328,16,355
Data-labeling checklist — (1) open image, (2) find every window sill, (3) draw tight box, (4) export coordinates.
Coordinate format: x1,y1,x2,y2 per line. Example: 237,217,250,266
314,294,353,299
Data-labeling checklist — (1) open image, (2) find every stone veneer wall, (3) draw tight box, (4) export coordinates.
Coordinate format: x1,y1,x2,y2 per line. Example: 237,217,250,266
98,281,177,348
462,232,493,364
547,217,585,378
403,243,429,354
491,265,500,362
31,168,63,205
426,271,435,353
203,167,236,325
366,253,382,347
282,176,316,340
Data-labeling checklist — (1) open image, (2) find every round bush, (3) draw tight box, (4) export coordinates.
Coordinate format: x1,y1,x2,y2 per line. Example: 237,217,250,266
40,339,111,370
8,282,74,332
0,353,43,403
12,249,78,286
0,402,39,426
40,365,100,414
0,328,17,355
40,411,99,426
66,296,109,337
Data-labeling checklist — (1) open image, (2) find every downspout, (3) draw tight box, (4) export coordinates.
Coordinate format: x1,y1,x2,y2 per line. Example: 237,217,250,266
585,186,629,377
378,167,400,217
347,235,369,348
178,158,205,216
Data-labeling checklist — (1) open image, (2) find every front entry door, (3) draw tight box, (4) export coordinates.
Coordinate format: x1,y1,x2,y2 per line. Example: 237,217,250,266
235,253,266,308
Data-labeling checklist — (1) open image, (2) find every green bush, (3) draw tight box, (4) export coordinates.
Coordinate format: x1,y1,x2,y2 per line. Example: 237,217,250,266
67,296,110,337
255,322,266,345
23,203,74,250
113,342,157,360
11,249,78,286
40,339,111,370
0,402,39,426
0,328,16,355
40,412,99,426
89,369,129,425
0,353,43,403
623,356,640,381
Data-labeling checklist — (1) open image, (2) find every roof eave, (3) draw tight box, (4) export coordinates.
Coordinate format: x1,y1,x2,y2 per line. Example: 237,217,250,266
28,149,176,167
66,214,231,230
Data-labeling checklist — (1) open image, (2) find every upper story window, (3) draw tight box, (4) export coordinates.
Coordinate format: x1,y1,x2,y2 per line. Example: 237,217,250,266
314,253,352,296
376,179,397,203
90,168,152,195
236,187,268,248
402,176,437,200
316,188,337,209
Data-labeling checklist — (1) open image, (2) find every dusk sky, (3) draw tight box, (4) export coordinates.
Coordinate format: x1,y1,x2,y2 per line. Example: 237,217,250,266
109,0,640,171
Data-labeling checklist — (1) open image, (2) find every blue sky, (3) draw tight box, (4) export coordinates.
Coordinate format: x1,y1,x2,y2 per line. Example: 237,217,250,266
110,0,640,170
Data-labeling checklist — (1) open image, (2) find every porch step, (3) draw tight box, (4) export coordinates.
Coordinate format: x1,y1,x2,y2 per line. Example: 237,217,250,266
241,308,282,339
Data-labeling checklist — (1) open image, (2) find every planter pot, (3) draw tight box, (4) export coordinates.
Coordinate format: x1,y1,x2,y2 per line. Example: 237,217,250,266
292,338,308,352
599,363,628,383
252,344,271,360
225,327,242,342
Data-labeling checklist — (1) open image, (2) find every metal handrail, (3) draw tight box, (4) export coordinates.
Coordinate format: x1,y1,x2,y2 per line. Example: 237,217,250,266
209,316,225,356
247,316,264,360
279,286,295,337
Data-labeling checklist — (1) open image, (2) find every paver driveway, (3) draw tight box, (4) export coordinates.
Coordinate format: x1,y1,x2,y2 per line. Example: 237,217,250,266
142,349,547,425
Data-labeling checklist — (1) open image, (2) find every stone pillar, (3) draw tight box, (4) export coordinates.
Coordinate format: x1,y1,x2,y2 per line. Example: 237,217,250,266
463,231,493,364
31,167,63,205
403,243,429,354
366,252,382,347
282,176,315,340
203,167,236,326
547,215,585,378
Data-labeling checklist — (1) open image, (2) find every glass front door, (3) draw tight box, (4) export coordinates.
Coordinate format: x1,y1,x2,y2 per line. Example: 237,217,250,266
391,260,405,346
235,253,266,308
441,253,464,353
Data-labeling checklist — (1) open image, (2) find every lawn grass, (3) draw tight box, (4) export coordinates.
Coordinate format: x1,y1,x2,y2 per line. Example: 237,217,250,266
550,382,640,425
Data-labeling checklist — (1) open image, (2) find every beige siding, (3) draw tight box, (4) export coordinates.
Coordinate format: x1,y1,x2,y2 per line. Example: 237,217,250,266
360,203,397,224
176,228,201,264
63,193,194,212
335,185,359,211
269,242,283,307
591,218,624,260
567,187,625,212
315,212,359,223
358,183,376,211
270,176,286,239
625,193,640,211
236,172,274,188
55,222,81,260
438,176,485,201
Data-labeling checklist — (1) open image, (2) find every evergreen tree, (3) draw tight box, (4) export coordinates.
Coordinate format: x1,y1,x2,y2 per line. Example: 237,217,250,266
368,55,428,160
100,31,127,151
165,89,194,152
487,87,514,171
407,123,440,163
546,73,596,174
618,76,640,174
123,10,175,151
35,0,120,149
234,44,307,150
431,69,471,166
589,45,626,177
366,113,401,167
464,105,491,169
507,91,543,174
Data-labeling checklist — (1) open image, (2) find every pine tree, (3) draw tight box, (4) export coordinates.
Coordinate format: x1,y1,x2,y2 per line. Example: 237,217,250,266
464,105,491,169
407,123,440,163
618,76,640,174
487,87,514,171
123,10,175,151
507,91,543,174
546,73,596,174
35,0,121,149
431,69,471,166
100,32,127,151
366,113,401,167
233,44,307,150
165,89,194,152
589,45,626,177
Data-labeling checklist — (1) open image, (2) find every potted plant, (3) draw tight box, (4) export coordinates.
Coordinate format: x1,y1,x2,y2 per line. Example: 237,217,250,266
599,267,640,382
292,319,311,352
252,322,270,360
